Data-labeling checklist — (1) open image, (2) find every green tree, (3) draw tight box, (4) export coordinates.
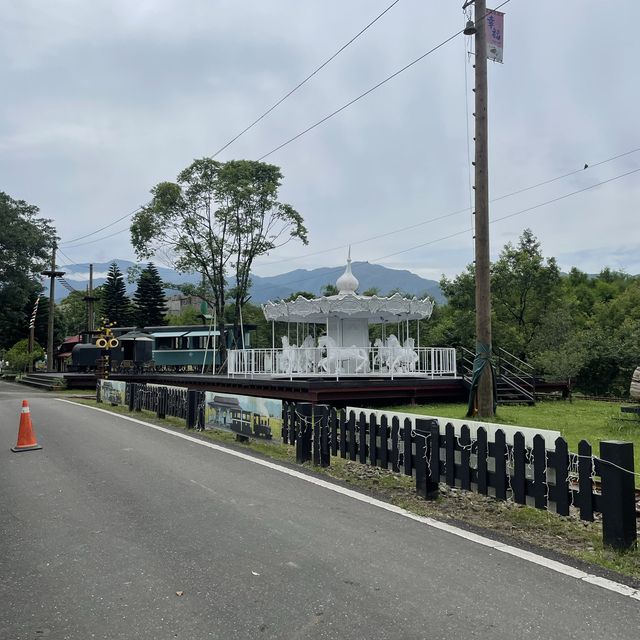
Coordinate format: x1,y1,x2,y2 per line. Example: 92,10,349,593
102,263,132,327
530,308,588,400
285,291,315,301
0,192,56,350
6,338,44,372
321,284,339,296
166,307,202,326
131,157,307,369
491,229,562,358
220,160,307,347
132,263,167,327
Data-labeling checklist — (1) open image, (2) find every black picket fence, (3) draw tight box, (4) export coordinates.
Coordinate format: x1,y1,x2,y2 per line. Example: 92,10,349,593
283,402,637,550
123,382,190,421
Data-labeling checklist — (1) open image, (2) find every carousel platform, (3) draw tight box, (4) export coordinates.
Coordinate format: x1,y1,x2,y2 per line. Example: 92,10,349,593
110,371,466,407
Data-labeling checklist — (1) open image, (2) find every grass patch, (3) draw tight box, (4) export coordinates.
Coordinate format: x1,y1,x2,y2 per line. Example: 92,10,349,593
65,398,640,582
53,388,97,396
386,399,640,479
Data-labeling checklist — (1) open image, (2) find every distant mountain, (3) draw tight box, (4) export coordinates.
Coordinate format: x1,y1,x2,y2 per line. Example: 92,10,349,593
53,259,444,304
249,262,444,303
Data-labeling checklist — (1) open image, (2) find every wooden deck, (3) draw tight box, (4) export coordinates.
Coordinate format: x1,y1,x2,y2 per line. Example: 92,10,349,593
110,372,467,407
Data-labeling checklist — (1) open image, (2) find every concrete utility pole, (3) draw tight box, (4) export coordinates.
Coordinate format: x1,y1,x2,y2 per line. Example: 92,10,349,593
471,0,494,416
41,243,65,373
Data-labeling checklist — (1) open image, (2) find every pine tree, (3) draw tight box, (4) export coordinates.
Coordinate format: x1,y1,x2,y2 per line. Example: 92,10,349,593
102,262,132,327
132,263,167,328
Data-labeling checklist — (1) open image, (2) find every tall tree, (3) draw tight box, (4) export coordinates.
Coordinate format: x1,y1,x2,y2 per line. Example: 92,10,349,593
130,157,307,369
219,160,307,346
133,263,168,327
0,192,56,350
102,262,132,327
490,229,562,359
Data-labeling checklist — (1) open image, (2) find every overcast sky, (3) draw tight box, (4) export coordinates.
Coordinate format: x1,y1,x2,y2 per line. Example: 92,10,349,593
2,0,639,283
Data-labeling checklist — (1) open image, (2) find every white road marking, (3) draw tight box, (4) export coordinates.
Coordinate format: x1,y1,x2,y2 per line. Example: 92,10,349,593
56,399,640,602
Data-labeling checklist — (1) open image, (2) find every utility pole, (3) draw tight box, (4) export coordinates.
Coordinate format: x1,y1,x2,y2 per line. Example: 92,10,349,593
84,263,98,342
41,242,65,373
467,0,494,416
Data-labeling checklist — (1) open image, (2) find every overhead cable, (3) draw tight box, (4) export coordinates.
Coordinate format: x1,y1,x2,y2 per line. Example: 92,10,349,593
60,207,142,245
252,165,640,294
212,0,403,158
257,145,640,267
257,0,512,161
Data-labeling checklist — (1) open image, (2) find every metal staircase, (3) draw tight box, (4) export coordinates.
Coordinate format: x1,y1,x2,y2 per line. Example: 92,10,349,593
459,346,535,405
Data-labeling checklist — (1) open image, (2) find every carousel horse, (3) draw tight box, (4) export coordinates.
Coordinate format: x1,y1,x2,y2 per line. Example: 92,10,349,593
373,338,392,371
279,336,298,373
386,335,419,372
299,335,318,372
317,336,368,374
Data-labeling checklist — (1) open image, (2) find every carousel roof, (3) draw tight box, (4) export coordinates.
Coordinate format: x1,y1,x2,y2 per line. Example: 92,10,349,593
262,254,434,323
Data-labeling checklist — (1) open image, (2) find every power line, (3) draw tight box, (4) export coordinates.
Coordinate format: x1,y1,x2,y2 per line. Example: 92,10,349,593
55,2,402,250
252,164,640,295
257,0,512,161
256,145,640,268
60,207,141,245
56,246,77,265
57,1,504,251
63,225,131,249
375,165,640,262
212,0,403,158
491,145,640,204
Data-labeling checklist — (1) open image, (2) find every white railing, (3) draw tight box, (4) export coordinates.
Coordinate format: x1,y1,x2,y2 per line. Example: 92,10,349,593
227,346,457,380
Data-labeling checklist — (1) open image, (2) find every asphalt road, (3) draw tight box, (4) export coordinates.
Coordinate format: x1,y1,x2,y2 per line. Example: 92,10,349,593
1,380,638,639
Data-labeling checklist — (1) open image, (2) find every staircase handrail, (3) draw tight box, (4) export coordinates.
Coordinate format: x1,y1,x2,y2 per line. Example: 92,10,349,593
498,375,535,401
496,347,534,371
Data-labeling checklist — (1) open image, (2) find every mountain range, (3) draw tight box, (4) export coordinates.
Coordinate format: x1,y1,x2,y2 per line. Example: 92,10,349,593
54,260,444,304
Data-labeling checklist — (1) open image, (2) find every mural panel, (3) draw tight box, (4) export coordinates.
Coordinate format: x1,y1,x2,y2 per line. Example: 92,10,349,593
204,391,282,440
98,379,127,406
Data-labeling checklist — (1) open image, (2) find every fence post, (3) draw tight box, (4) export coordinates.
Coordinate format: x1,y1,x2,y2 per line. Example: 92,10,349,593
128,383,135,412
282,402,289,444
96,380,102,403
599,440,637,550
186,389,198,429
415,418,439,498
134,384,142,412
198,391,205,430
296,402,312,464
157,386,167,419
320,409,331,468
313,406,321,466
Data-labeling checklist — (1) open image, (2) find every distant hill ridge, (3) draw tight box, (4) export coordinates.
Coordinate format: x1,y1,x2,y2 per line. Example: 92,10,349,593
53,259,445,304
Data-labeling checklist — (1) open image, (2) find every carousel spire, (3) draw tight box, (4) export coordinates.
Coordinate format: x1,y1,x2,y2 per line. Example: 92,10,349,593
336,247,359,295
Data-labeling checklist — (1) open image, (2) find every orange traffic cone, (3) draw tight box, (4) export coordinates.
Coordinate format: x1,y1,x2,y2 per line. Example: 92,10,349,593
11,400,42,452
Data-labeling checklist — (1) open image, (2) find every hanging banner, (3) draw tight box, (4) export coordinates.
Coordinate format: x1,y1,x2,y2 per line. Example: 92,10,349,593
486,9,504,63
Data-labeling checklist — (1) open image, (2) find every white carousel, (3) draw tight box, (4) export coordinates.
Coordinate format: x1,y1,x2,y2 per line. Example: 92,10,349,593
228,253,457,380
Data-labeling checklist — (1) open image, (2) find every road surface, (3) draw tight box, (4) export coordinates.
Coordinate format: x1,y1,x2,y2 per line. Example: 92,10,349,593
1,380,638,639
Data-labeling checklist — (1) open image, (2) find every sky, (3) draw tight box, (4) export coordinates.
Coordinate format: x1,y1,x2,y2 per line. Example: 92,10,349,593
2,0,639,284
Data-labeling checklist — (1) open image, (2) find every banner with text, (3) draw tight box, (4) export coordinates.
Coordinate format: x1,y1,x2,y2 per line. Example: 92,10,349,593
486,9,504,63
